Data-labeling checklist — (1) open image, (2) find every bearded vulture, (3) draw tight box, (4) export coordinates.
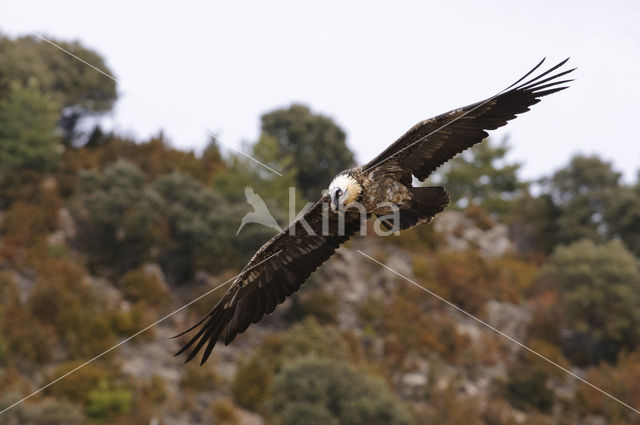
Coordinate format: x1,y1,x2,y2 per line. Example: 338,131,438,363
175,58,574,364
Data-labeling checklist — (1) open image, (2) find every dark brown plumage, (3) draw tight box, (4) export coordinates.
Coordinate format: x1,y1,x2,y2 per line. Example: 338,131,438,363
364,58,574,181
174,201,363,364
175,58,574,365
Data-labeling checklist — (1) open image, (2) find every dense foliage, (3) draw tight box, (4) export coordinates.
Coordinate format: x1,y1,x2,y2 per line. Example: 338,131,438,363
0,34,117,143
539,239,640,364
261,104,355,199
270,357,412,425
430,138,526,216
0,80,60,172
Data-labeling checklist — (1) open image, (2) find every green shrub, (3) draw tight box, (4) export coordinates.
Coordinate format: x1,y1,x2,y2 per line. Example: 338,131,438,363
504,367,554,412
257,318,352,370
0,80,60,172
278,402,339,425
211,398,240,425
109,304,148,337
286,284,339,325
27,258,117,359
538,239,640,364
46,362,114,404
269,357,412,425
231,356,272,411
119,266,170,308
1,273,55,364
71,161,164,273
180,361,222,392
231,318,353,411
85,380,132,421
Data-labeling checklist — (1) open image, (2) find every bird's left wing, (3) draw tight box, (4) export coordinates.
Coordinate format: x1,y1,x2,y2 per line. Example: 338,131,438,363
363,58,575,181
174,197,362,364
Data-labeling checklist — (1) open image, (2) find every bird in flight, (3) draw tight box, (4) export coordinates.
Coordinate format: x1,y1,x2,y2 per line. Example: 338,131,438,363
175,58,574,364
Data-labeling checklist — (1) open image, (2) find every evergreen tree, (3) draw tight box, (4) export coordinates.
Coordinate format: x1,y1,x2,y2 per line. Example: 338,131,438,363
0,34,117,143
539,239,640,364
260,104,355,200
542,155,621,244
0,80,60,171
270,357,412,425
431,138,525,217
605,182,640,258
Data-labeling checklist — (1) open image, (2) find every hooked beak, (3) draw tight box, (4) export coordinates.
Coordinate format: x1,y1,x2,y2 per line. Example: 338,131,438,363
329,188,344,211
331,196,340,211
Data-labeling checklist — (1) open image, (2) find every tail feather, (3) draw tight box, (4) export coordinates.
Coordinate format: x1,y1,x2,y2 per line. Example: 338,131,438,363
411,186,450,215
397,186,449,230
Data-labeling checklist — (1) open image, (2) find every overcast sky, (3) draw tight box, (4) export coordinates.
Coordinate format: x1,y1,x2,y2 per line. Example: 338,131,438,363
1,1,639,182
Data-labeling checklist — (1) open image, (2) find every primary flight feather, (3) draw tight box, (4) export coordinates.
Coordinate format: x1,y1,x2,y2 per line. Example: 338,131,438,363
175,58,574,365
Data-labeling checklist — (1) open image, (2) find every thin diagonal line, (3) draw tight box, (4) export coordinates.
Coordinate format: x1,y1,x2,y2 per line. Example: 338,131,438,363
358,82,514,177
0,250,283,415
359,9,639,178
570,9,640,55
356,249,640,416
0,9,282,177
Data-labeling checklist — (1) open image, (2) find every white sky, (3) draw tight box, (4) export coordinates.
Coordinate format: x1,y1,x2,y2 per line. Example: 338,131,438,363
1,1,639,182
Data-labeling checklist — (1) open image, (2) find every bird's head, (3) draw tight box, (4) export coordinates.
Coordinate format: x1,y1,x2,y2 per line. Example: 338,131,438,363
327,172,362,211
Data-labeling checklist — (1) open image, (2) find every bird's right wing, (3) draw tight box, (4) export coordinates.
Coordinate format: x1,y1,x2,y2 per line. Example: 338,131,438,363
174,197,362,364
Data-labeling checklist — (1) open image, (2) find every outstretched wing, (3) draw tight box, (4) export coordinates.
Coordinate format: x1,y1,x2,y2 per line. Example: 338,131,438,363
175,198,362,364
363,58,575,181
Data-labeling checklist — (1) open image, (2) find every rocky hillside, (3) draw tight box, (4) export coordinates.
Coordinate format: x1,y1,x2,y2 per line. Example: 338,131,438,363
5,204,635,425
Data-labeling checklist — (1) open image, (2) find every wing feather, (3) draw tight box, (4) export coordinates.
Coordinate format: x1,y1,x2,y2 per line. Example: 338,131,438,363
176,58,575,365
175,198,362,364
363,58,575,181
